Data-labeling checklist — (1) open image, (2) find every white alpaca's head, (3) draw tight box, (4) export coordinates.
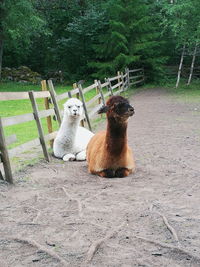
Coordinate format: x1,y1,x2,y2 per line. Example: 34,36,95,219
63,98,84,119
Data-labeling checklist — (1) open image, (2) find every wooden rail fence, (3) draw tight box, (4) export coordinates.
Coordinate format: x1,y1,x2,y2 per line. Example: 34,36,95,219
0,68,144,183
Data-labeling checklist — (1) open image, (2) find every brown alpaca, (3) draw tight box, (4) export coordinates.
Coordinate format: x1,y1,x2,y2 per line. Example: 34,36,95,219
86,95,135,178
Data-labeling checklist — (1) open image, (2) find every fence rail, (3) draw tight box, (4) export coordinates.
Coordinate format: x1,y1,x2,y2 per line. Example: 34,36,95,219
0,67,144,183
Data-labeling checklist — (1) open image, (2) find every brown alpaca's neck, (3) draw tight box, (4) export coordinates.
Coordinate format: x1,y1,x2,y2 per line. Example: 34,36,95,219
106,117,128,155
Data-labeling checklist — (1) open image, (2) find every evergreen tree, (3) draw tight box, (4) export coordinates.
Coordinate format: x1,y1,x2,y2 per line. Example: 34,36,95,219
88,0,130,78
55,3,107,79
125,0,166,81
2,0,200,83
89,0,166,81
0,0,45,78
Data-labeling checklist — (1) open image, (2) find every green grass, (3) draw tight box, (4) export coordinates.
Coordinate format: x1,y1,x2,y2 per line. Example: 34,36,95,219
0,81,73,149
2,78,198,152
141,79,200,103
0,81,74,93
0,81,105,150
0,82,41,92
1,79,199,174
0,80,135,173
167,81,200,103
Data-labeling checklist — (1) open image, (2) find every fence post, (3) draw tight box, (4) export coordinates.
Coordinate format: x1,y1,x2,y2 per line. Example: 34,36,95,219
125,68,130,88
97,80,105,105
106,78,113,96
73,83,79,99
95,80,104,119
0,117,13,183
104,78,110,95
0,170,4,180
47,80,62,125
29,91,50,162
72,83,84,127
142,68,145,83
121,72,125,91
78,84,92,131
117,71,121,90
68,91,72,98
41,80,53,148
94,79,101,105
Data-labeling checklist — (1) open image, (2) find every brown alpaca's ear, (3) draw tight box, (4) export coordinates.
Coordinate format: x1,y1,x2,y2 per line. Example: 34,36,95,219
98,105,109,114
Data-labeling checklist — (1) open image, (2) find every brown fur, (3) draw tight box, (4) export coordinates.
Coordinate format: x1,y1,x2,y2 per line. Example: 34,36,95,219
86,96,135,178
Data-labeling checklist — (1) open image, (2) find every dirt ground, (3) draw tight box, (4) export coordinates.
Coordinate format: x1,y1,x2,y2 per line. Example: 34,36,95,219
1,88,200,267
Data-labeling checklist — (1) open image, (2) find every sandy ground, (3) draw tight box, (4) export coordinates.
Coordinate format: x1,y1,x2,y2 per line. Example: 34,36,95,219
0,88,200,267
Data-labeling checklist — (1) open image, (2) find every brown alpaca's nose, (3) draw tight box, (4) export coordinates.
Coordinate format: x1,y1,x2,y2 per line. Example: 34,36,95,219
128,106,135,116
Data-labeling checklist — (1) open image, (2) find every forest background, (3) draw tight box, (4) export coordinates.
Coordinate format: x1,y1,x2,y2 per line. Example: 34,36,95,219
0,0,200,84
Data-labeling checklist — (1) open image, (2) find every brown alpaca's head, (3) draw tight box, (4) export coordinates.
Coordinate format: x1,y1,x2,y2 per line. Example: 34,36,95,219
98,96,134,120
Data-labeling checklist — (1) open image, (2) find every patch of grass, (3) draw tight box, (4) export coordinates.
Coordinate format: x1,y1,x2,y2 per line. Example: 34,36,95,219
0,81,109,151
166,80,200,101
143,80,200,103
0,81,73,115
92,116,106,131
0,80,136,174
168,82,200,103
0,82,72,147
0,81,72,93
12,151,43,174
0,82,41,92
0,81,139,149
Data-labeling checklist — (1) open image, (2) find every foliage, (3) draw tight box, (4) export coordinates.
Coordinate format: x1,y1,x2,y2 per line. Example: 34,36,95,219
1,0,200,83
1,0,46,67
89,0,167,80
55,4,107,79
0,81,72,148
157,0,200,46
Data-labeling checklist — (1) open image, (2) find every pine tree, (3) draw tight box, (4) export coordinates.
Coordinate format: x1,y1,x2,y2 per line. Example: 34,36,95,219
124,0,166,79
89,0,166,80
88,0,133,78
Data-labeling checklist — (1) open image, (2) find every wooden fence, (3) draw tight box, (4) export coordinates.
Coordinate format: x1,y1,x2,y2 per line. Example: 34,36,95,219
0,68,144,183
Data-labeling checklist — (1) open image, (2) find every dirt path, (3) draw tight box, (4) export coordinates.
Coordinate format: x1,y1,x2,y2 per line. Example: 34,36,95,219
1,89,200,267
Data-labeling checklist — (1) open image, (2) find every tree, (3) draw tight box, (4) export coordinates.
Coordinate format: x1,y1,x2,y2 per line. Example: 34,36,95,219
88,0,131,78
0,0,45,79
89,0,166,80
2,0,200,83
157,0,200,86
125,0,166,81
55,3,107,79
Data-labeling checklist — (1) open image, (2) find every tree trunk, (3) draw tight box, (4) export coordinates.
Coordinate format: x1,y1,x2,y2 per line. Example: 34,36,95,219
176,44,186,88
187,43,198,86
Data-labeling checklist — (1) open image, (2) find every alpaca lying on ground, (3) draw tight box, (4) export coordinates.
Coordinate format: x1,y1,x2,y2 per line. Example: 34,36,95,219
53,98,94,161
86,95,135,177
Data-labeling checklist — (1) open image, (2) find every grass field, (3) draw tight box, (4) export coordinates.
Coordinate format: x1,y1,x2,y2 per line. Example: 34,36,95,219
1,80,199,150
143,79,200,103
0,81,97,149
167,81,200,103
0,79,199,173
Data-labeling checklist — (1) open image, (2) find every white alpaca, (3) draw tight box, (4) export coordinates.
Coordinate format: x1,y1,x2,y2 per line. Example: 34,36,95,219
53,98,94,161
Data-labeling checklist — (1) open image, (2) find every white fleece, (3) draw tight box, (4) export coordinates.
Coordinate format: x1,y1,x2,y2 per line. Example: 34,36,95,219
53,98,94,161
